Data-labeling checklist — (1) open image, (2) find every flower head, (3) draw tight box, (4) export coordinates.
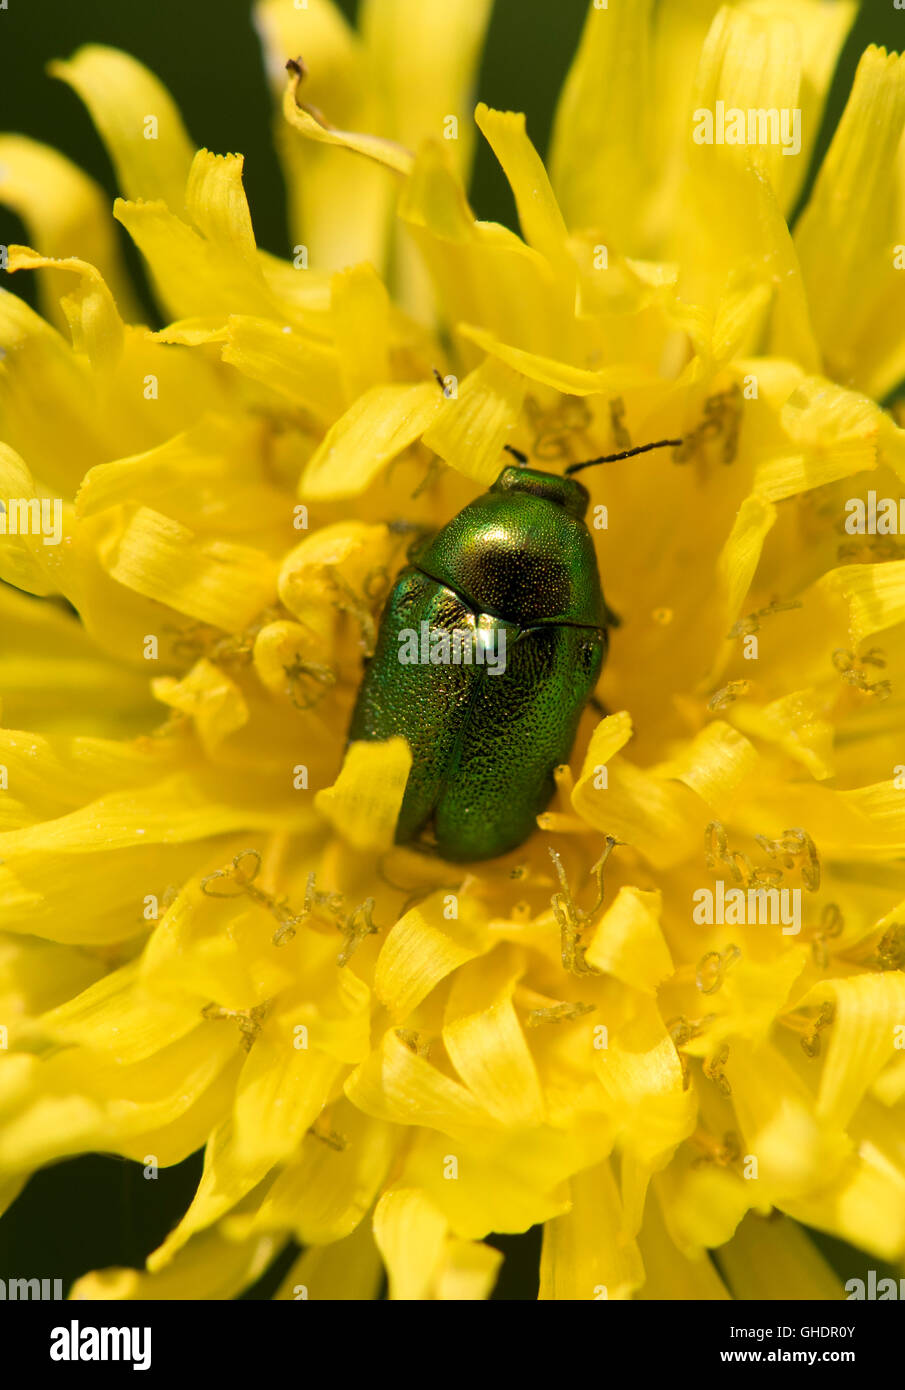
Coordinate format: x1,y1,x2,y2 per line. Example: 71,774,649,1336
2,0,905,1301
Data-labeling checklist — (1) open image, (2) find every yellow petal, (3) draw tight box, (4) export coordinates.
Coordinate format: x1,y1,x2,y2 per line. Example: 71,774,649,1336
0,934,103,1025
421,355,526,485
315,738,412,852
49,45,195,207
730,689,834,780
654,720,758,813
7,247,124,372
783,1147,905,1262
331,263,391,401
722,1,856,213
186,151,258,263
458,323,657,396
220,315,345,424
114,195,276,324
43,960,199,1064
0,769,302,865
572,723,700,870
373,1185,502,1300
0,136,140,326
372,1188,448,1300
672,10,819,367
593,1000,695,1171
374,891,491,1020
398,143,569,357
302,382,441,498
398,1127,571,1239
549,0,655,252
0,583,153,737
716,1211,845,1300
359,0,491,181
76,414,288,544
794,46,905,397
0,288,103,493
432,1237,502,1301
360,0,493,316
474,104,571,273
712,493,777,637
255,0,394,274
345,1027,490,1135
71,1231,281,1301
281,62,413,175
654,1150,752,1256
146,1116,274,1270
225,1100,394,1246
808,974,905,1129
728,1043,850,1197
0,834,225,946
0,444,61,596
0,260,232,491
273,1218,383,1299
637,1184,730,1300
97,505,279,630
152,658,249,755
753,377,880,503
232,1020,342,1168
539,1160,644,1300
585,887,674,995
442,946,544,1127
818,560,905,646
0,1028,237,1173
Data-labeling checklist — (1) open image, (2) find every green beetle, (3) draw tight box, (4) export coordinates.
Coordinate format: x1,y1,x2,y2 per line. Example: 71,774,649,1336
348,438,679,862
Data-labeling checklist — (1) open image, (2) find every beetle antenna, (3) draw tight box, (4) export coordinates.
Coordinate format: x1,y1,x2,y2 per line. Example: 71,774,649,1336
503,443,529,465
565,438,683,476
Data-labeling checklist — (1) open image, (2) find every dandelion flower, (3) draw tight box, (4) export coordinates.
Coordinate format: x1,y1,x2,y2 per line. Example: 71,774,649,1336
1,0,905,1302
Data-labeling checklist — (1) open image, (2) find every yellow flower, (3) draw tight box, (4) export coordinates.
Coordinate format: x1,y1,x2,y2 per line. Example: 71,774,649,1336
2,0,905,1301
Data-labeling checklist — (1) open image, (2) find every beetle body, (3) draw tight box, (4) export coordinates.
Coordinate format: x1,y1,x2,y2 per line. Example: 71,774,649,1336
348,466,609,861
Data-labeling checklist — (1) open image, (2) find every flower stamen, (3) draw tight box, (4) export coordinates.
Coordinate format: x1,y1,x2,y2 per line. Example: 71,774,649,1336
778,1000,835,1058
336,897,379,967
549,837,620,975
200,853,345,947
395,1028,431,1057
800,902,845,968
870,923,905,972
707,679,752,711
832,647,892,700
690,1129,741,1168
696,945,741,995
201,999,269,1052
727,596,803,640
674,384,743,465
703,1041,732,1096
524,1001,596,1028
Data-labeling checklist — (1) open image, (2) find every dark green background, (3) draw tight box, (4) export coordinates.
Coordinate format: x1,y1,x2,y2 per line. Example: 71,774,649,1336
0,0,901,1300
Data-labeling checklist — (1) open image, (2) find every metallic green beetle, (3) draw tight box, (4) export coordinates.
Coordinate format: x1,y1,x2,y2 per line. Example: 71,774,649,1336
348,440,679,862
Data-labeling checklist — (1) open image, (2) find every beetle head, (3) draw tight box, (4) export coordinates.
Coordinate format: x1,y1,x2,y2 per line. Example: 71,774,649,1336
491,465,591,520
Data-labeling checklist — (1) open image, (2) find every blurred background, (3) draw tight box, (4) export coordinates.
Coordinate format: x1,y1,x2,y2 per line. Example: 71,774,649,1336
1,0,902,320
0,0,902,1298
